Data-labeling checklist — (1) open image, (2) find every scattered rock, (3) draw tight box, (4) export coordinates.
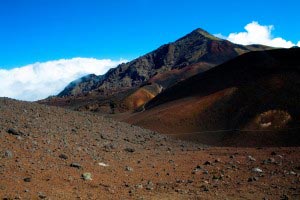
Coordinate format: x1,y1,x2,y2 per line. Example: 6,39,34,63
288,171,296,175
38,192,47,199
100,133,109,140
212,175,222,180
248,177,259,182
168,159,175,164
4,150,13,158
276,155,283,159
263,158,276,164
248,155,256,161
192,165,202,174
82,172,92,180
135,184,143,189
125,166,133,172
124,148,135,153
70,163,82,169
145,181,154,190
59,154,68,160
7,128,21,136
98,162,109,167
24,178,31,182
204,161,211,165
252,168,263,173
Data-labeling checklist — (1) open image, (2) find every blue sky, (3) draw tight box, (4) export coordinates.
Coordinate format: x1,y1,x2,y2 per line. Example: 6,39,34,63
0,0,299,69
0,0,299,101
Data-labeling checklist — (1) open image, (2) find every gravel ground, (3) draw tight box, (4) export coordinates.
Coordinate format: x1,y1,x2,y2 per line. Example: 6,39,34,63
0,98,299,199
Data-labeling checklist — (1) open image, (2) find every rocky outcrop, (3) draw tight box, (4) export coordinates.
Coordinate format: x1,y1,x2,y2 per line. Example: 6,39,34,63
57,28,272,97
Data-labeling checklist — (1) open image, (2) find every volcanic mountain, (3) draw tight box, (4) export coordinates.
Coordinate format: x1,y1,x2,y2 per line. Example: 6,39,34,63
41,28,271,113
124,48,300,146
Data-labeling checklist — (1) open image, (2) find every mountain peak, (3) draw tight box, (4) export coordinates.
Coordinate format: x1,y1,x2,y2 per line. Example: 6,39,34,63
191,28,221,40
191,27,209,34
175,28,221,43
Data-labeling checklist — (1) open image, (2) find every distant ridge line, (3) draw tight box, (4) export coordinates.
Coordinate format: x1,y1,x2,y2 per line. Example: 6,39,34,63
166,127,300,135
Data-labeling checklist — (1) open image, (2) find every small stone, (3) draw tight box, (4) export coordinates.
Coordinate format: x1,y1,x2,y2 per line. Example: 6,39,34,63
70,163,82,169
263,158,276,164
24,177,31,182
125,166,133,172
192,165,202,174
98,162,109,167
252,167,263,173
146,181,154,190
289,171,296,175
38,192,46,199
135,184,143,189
168,160,175,164
277,155,283,159
212,175,220,180
7,128,21,136
204,161,211,165
124,148,135,153
248,155,256,161
59,154,68,160
124,182,130,187
248,177,259,182
129,189,135,194
187,179,193,183
4,150,13,158
82,172,92,180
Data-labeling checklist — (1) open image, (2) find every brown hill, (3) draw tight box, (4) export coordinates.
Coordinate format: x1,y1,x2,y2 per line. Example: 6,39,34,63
57,29,269,97
1,98,300,199
41,28,271,113
124,48,300,147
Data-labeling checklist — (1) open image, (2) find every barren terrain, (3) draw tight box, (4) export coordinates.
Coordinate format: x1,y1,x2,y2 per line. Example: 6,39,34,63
1,98,300,199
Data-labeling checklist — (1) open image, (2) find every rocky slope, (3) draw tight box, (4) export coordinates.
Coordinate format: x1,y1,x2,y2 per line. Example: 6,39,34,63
42,28,271,113
1,98,300,199
124,48,300,146
58,29,270,97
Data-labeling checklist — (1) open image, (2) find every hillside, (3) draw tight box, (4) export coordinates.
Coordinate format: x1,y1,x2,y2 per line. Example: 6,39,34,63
41,28,271,113
124,48,300,146
1,98,299,199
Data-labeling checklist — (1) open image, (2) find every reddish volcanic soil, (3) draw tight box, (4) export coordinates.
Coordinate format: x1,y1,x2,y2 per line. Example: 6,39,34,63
0,98,300,199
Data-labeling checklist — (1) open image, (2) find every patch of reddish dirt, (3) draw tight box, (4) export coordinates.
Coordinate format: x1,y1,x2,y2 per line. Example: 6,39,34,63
1,98,300,199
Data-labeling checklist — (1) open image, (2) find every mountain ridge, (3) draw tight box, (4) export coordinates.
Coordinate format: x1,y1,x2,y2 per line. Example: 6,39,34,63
56,28,271,98
124,48,300,146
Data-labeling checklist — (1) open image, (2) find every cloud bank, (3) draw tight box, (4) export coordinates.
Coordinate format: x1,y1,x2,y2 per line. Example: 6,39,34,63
216,21,300,48
0,58,127,101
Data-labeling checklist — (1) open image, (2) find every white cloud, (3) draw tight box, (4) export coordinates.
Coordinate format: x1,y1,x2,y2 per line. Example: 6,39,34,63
213,33,227,40
216,21,300,48
0,58,127,101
